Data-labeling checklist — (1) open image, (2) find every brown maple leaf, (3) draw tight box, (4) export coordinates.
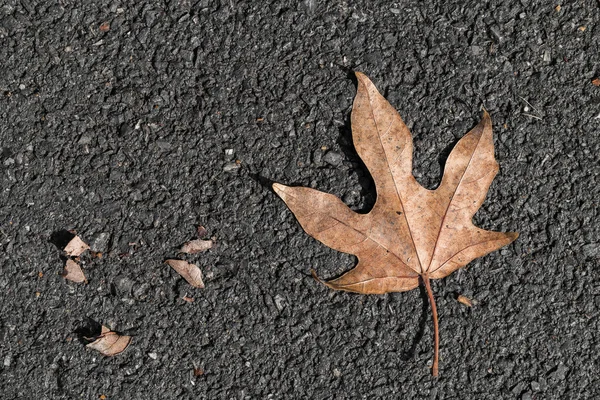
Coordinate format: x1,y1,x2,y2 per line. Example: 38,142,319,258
272,72,518,376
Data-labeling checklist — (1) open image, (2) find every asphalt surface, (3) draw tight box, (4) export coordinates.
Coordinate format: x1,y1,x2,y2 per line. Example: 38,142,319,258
1,0,599,399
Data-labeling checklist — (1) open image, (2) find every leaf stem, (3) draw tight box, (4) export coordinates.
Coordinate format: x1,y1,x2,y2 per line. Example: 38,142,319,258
424,276,439,377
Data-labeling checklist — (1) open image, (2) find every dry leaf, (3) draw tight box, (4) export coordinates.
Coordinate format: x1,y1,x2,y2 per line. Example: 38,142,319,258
165,259,205,288
273,72,518,376
86,326,131,356
64,236,90,257
62,259,87,283
592,77,600,87
99,22,110,32
182,295,195,303
457,295,473,307
180,239,213,254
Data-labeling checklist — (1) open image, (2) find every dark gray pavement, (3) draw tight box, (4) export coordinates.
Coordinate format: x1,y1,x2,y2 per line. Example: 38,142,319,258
1,0,599,398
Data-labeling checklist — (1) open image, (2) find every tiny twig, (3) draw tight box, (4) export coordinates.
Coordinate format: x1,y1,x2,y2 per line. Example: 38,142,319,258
518,96,538,112
522,113,542,120
424,276,439,377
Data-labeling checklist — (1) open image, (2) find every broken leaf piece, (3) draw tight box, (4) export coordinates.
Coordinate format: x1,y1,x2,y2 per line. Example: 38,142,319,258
457,295,473,307
197,225,208,238
165,259,205,288
62,259,87,283
64,236,90,257
182,295,195,303
180,239,213,254
273,72,518,377
86,326,131,356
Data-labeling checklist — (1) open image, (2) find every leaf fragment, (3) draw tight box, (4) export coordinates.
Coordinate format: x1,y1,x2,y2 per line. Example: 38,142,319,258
165,259,205,288
62,259,87,283
180,239,213,254
196,225,208,238
457,295,473,307
64,236,90,257
86,326,131,356
182,295,195,303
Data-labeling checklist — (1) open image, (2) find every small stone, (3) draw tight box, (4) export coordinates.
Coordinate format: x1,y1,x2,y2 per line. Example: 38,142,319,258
342,190,360,206
156,141,171,151
115,276,134,296
512,382,525,394
333,368,341,377
148,352,158,360
312,149,323,165
323,151,343,167
274,294,285,311
133,283,151,299
223,162,240,172
89,232,111,253
19,84,25,90
521,393,532,400
489,25,503,42
543,50,551,62
132,190,143,202
78,135,92,145
582,243,599,258
550,363,568,380
3,355,12,367
530,381,541,392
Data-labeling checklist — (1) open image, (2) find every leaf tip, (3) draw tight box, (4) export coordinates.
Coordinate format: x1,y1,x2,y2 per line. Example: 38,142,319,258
354,71,371,88
481,108,491,122
272,182,288,199
354,71,366,79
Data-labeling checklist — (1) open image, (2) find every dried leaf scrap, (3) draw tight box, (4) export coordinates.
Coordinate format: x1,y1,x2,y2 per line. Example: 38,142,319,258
457,295,474,307
180,239,213,254
273,72,518,376
64,235,90,257
86,325,131,356
62,259,87,283
166,259,205,288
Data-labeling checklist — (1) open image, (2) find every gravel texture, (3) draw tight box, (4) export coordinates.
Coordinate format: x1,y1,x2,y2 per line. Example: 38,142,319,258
1,0,599,398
